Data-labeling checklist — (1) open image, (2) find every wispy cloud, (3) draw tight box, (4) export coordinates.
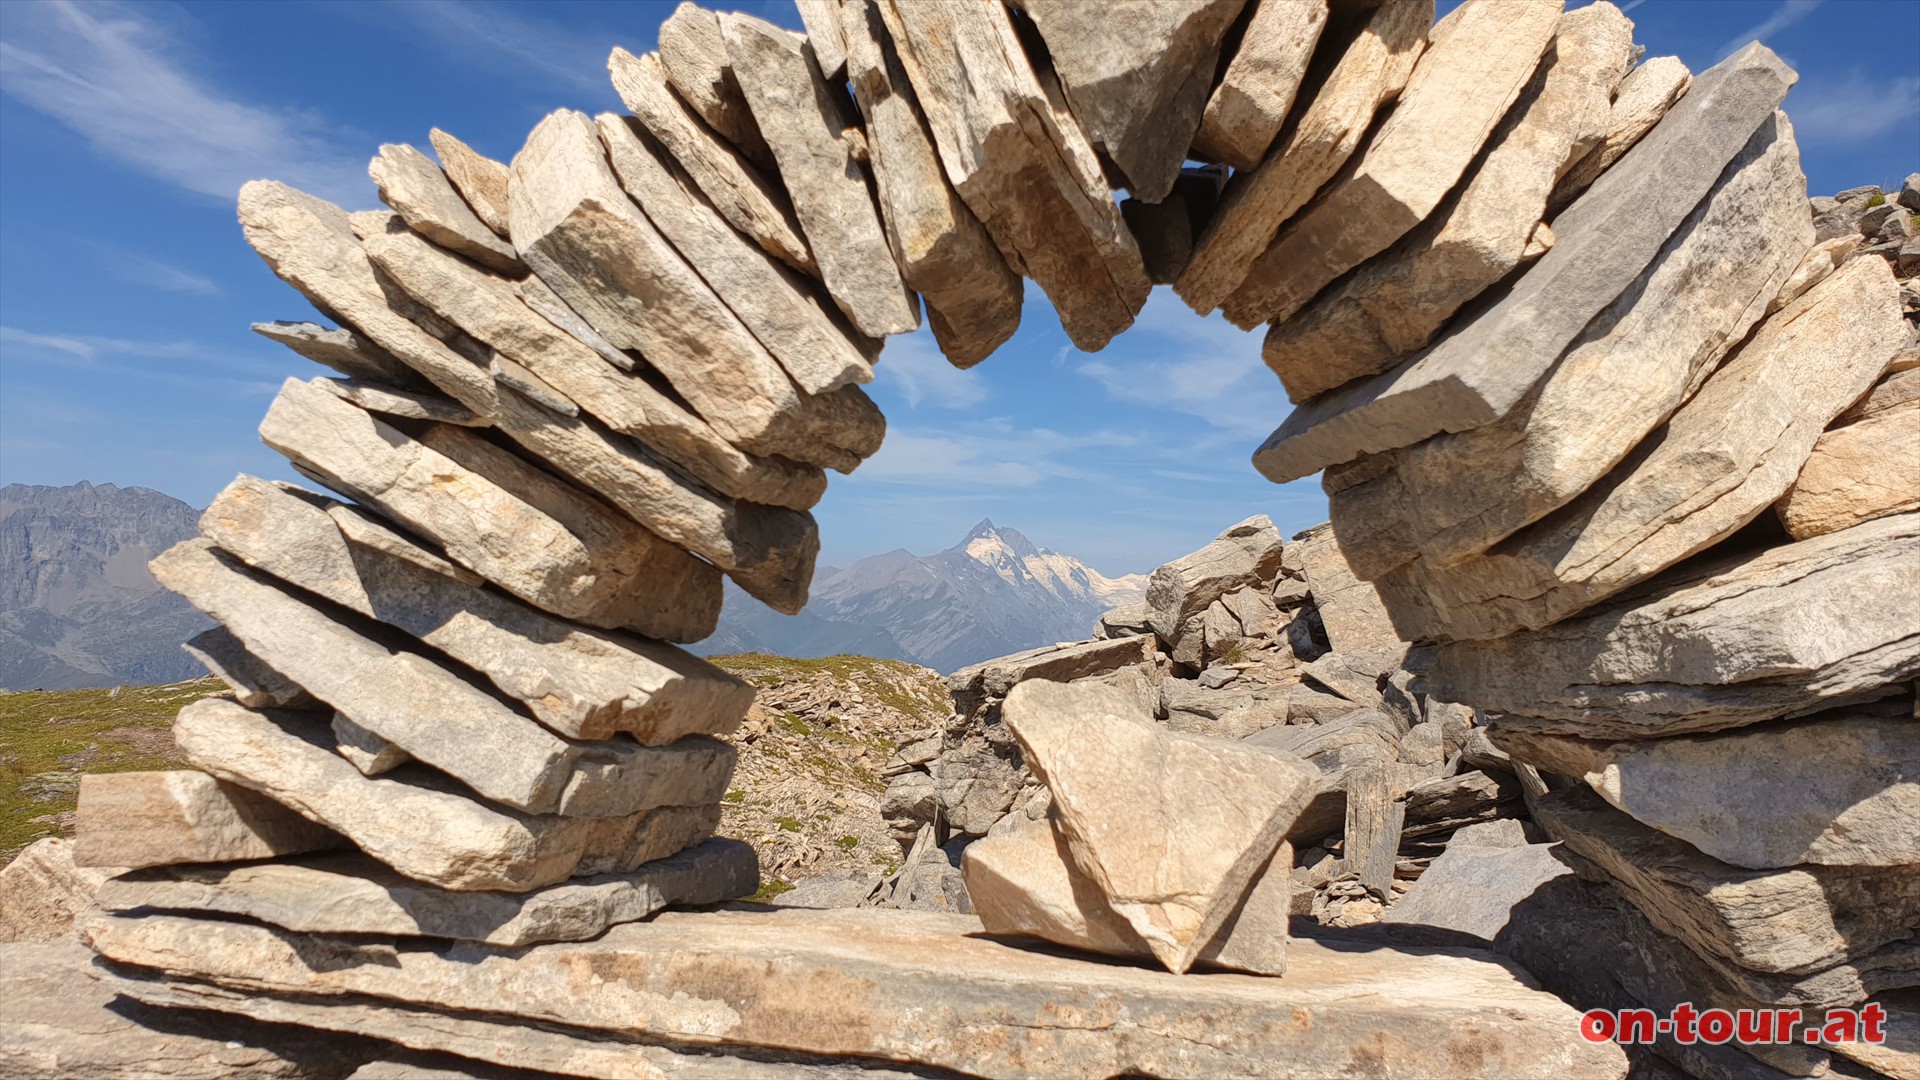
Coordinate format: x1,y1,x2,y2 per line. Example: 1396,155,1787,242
1787,71,1920,145
0,0,369,205
1074,289,1294,438
1716,0,1820,61
872,334,991,409
856,419,1140,489
0,326,283,385
107,251,222,297
377,0,623,101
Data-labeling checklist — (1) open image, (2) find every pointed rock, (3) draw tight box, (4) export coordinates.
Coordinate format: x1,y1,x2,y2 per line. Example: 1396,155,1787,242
1549,55,1692,214
368,143,523,275
1776,398,1920,540
880,0,1149,350
1191,0,1328,171
427,128,512,238
311,376,487,427
1144,514,1284,643
181,626,313,709
656,1,776,169
251,319,426,389
794,0,848,81
74,770,341,870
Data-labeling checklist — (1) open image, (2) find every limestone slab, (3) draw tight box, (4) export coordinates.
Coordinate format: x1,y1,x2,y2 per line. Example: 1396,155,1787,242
793,0,846,80
181,626,313,709
368,143,522,275
1382,841,1572,942
1549,55,1692,213
724,13,918,339
1004,679,1317,974
236,179,821,613
1428,512,1920,738
100,839,757,947
74,770,341,871
1263,4,1634,402
1220,0,1562,330
1373,249,1902,644
1191,0,1329,170
311,376,486,427
1289,522,1406,675
880,0,1149,351
1777,400,1920,540
86,906,1630,1079
1176,0,1430,316
655,2,776,171
1253,43,1798,483
173,700,719,892
200,476,751,744
1144,513,1284,643
1325,111,1814,581
257,376,720,638
0,839,116,943
252,319,425,389
1020,0,1245,203
839,0,1021,367
332,712,410,776
1836,366,1919,427
427,128,511,238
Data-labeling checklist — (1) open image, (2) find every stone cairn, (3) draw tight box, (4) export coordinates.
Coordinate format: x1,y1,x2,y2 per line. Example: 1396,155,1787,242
35,0,1913,1076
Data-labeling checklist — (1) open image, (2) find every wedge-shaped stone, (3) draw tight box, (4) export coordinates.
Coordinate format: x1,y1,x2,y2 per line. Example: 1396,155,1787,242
1177,0,1430,316
1777,400,1920,540
1253,43,1798,483
428,128,511,238
236,180,820,613
74,770,341,870
251,319,425,389
1191,0,1329,170
1289,522,1406,676
332,712,409,776
1428,512,1920,738
100,840,757,947
0,839,115,943
595,112,873,395
794,0,846,80
257,377,719,638
1264,5,1633,402
86,906,1629,1080
656,1,775,170
840,0,1020,367
508,110,883,469
1144,514,1284,643
361,218,826,510
311,376,486,427
966,805,1293,975
1004,680,1317,974
1836,365,1919,426
880,0,1149,351
200,476,751,744
608,46,814,275
1021,0,1245,203
1325,111,1814,581
1220,0,1561,330
1534,787,1920,985
1549,55,1692,214
723,13,918,339
181,626,312,709
1495,708,1920,869
154,540,736,818
1373,254,1905,643
368,143,523,275
174,700,719,892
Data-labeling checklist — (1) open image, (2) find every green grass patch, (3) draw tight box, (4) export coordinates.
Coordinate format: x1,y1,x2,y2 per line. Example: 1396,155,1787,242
773,816,802,833
721,789,746,805
777,712,814,737
747,879,795,903
707,653,949,722
835,835,860,850
1866,192,1887,207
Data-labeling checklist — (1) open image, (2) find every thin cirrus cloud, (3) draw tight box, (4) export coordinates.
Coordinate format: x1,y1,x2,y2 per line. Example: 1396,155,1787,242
1787,72,1920,145
107,250,222,297
1714,0,1820,60
374,0,625,102
0,0,369,205
868,333,992,410
854,421,1141,489
1075,289,1293,440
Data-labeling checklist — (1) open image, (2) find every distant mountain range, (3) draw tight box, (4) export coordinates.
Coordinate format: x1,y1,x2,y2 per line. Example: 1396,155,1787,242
693,520,1147,673
0,482,212,690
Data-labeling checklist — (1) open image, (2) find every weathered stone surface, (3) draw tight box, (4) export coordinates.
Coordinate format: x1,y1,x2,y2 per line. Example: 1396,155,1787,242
0,839,115,943
608,46,814,275
258,377,720,638
311,376,486,427
368,143,522,275
236,180,821,613
1494,708,1920,869
947,634,1157,711
1550,55,1692,213
1374,250,1902,644
1431,512,1920,738
427,128,511,241
1191,0,1328,170
1777,399,1920,540
1253,44,1798,483
773,868,881,910
724,13,918,339
1836,366,1919,427
1289,523,1406,675
1144,514,1284,644
1,940,366,1079
174,700,719,892
87,906,1629,1079
839,0,1020,367
1535,786,1920,986
1324,111,1813,582
1177,0,1430,316
880,0,1149,351
1004,679,1316,974
252,319,425,389
332,712,410,776
1220,0,1561,330
181,626,313,708
74,770,341,870
1826,990,1920,1080
1020,0,1244,203
200,476,751,744
154,540,734,818
1263,4,1634,402
1120,167,1226,285
100,839,757,947
793,0,846,80
595,113,874,397
1767,233,1861,315
507,110,883,470
1383,841,1572,942
656,2,776,170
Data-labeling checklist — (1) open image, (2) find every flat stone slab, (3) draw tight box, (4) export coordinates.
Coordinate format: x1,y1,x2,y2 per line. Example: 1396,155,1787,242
655,2,776,172
1550,55,1692,211
181,626,313,709
369,142,523,275
1289,523,1406,676
75,770,342,871
84,906,1628,1079
1383,842,1573,942
99,839,757,947
428,128,511,238
1190,0,1327,170
0,838,117,944
252,319,426,389
1777,396,1920,540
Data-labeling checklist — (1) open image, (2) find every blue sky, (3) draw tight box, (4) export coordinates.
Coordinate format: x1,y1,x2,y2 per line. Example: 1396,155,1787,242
2,0,1915,576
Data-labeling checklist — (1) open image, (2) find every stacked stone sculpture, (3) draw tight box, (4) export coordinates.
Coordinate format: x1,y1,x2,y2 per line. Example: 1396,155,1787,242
50,0,1920,1076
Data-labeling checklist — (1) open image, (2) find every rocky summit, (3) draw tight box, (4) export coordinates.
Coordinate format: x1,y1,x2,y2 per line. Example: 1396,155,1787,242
10,1,1918,1078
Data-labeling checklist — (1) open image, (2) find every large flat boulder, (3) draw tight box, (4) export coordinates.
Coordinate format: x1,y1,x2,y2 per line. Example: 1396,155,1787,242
655,1,775,170
427,128,511,238
74,770,341,871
